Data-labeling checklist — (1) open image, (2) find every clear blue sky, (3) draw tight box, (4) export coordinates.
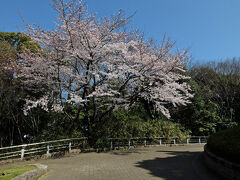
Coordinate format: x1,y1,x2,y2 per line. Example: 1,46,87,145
1,0,240,63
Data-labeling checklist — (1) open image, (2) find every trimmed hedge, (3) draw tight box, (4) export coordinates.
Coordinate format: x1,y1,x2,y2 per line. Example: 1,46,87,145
207,126,240,164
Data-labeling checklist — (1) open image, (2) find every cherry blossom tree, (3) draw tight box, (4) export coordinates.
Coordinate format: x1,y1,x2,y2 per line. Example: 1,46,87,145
19,0,193,136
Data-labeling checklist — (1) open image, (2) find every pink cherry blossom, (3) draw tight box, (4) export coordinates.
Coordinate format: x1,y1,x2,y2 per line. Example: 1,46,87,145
20,0,193,118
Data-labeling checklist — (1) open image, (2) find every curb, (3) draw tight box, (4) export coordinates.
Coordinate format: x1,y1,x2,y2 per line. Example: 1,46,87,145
203,145,240,180
12,164,48,180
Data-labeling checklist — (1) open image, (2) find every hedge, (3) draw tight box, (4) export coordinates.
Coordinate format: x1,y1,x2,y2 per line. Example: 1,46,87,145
207,126,240,164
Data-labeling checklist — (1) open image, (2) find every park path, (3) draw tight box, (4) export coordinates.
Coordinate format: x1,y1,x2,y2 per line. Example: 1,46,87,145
34,144,219,180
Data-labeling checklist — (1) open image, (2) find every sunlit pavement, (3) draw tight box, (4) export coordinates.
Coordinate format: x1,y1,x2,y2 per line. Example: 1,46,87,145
33,144,218,180
0,144,220,180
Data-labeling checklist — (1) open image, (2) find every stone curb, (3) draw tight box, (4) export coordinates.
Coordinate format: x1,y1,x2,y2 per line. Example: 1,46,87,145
12,164,48,180
203,145,240,180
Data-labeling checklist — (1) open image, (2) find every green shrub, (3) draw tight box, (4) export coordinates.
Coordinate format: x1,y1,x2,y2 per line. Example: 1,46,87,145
94,138,109,150
121,119,190,139
207,126,240,163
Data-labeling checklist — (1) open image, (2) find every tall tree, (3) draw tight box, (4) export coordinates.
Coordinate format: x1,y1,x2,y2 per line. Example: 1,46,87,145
171,80,221,135
172,58,240,136
19,0,193,142
0,32,41,146
190,59,240,126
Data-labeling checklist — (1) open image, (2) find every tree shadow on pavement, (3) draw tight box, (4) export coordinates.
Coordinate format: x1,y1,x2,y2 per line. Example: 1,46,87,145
135,150,218,180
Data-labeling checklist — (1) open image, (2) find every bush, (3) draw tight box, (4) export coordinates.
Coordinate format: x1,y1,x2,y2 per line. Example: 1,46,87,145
111,119,190,139
207,126,240,163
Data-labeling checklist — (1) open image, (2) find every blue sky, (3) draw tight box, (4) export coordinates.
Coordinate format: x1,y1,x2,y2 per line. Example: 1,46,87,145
1,0,240,63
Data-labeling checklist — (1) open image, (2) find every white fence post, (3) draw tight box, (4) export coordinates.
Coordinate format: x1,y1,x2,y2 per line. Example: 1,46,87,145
128,139,131,149
69,141,72,151
159,138,162,145
21,146,25,160
47,144,50,155
144,138,147,147
173,138,176,144
187,138,189,144
198,137,201,144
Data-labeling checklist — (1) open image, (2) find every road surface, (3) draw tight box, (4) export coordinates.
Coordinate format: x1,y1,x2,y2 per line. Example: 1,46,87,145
35,144,219,180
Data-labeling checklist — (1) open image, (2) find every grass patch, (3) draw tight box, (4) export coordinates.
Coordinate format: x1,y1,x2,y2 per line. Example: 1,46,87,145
207,126,240,163
0,165,37,180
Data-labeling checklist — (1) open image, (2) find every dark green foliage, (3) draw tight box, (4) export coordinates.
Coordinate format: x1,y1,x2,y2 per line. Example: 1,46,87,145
172,59,240,135
88,106,190,148
25,104,84,142
171,80,222,135
190,60,240,127
207,126,240,163
0,32,40,53
0,32,41,147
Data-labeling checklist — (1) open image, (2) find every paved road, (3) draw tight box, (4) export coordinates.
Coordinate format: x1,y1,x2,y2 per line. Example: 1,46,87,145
33,144,218,180
0,144,219,180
